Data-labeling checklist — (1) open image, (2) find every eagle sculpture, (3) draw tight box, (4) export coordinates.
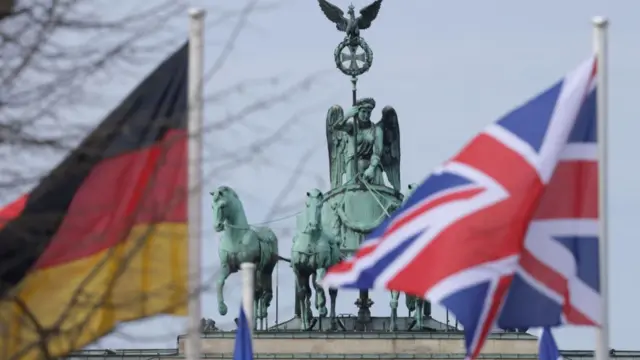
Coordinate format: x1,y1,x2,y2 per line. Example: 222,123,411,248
317,0,383,39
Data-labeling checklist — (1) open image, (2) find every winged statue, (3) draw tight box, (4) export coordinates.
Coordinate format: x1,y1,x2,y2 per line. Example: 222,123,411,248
326,105,349,189
317,0,383,39
325,99,401,191
378,106,401,191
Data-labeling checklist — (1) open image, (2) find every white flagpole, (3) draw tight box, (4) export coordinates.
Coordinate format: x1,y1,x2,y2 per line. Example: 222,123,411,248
241,262,256,338
187,7,206,360
593,16,610,360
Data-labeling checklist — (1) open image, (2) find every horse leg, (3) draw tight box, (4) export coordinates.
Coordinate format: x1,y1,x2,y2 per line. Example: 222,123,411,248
305,274,313,321
311,272,326,331
329,288,338,331
261,272,274,330
424,300,432,319
415,299,424,330
294,290,301,319
216,264,231,316
406,293,416,316
389,290,399,332
314,268,328,319
253,294,260,331
294,268,309,330
303,274,312,330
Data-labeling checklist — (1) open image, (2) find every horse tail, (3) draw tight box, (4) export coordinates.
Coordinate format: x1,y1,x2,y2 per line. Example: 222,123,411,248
277,255,291,263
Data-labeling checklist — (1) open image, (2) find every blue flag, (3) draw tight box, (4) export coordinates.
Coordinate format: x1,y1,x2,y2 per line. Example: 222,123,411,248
539,327,561,360
233,307,253,360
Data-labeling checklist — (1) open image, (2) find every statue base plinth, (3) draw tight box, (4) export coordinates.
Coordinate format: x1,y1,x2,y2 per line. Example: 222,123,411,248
270,315,453,332
176,330,538,360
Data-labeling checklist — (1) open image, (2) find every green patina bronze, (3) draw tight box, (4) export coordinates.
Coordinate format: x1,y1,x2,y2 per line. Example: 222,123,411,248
211,186,290,329
316,0,410,331
389,184,433,332
321,97,403,330
200,318,219,333
291,188,343,330
318,0,381,77
210,0,440,333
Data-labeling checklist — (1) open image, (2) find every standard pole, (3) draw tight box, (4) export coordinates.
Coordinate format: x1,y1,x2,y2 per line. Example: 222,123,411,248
275,261,279,327
593,15,610,360
187,7,206,360
241,262,256,336
351,76,358,184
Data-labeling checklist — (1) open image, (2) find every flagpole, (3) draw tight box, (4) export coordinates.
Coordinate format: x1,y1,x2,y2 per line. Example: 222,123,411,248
593,16,610,360
187,7,206,360
241,262,256,338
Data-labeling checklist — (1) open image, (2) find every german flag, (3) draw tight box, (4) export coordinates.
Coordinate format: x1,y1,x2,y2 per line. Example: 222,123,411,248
0,42,189,360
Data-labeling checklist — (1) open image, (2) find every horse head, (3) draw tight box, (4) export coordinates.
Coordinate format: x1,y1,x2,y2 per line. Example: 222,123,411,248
303,188,324,234
210,185,241,232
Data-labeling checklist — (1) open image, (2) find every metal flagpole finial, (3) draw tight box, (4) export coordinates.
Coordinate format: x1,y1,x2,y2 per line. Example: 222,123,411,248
189,8,206,19
592,16,609,27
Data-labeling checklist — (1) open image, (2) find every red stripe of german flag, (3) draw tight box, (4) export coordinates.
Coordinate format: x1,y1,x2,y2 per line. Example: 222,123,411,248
0,42,189,360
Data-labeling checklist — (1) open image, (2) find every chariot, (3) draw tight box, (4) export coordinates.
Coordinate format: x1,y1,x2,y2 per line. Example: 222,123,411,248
209,0,438,333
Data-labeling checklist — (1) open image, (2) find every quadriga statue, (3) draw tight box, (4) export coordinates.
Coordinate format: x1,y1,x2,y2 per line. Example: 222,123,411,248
389,183,432,331
323,97,403,328
324,97,402,251
211,185,290,329
291,189,342,331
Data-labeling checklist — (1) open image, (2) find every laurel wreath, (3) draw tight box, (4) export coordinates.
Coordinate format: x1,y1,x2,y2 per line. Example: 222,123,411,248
333,36,374,77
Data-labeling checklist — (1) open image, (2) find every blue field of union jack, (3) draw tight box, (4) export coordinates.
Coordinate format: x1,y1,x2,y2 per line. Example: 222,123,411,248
322,56,600,359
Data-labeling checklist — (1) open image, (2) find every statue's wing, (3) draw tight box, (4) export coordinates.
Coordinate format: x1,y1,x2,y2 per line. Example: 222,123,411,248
326,105,346,188
378,105,401,191
318,0,348,32
357,0,383,30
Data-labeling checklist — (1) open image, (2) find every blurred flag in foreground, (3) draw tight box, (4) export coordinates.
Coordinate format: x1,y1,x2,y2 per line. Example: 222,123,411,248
539,327,562,360
0,42,189,360
234,307,254,360
323,56,599,359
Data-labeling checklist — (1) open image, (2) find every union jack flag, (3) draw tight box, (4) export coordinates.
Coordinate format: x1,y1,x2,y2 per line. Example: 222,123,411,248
322,57,599,359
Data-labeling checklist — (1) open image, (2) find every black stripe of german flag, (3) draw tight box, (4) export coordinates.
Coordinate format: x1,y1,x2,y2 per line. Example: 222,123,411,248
0,42,189,360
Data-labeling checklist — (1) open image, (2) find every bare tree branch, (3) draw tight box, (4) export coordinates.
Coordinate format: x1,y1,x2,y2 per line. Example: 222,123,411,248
0,0,321,358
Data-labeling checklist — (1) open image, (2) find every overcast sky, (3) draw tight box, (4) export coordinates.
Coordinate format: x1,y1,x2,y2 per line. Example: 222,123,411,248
36,0,640,352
